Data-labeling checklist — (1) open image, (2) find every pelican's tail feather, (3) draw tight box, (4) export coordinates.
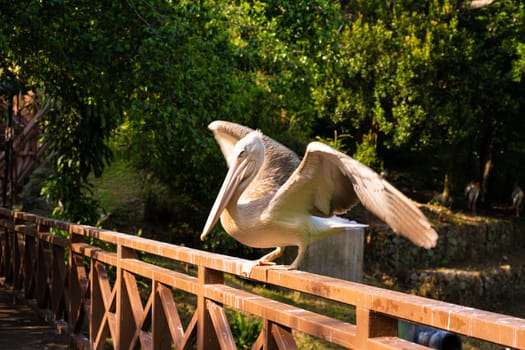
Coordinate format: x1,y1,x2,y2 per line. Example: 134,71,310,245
310,216,367,242
328,216,368,230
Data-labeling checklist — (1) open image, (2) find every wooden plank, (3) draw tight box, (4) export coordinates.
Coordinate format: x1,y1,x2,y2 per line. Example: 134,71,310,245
51,245,66,318
122,258,199,295
123,271,144,329
197,267,223,350
37,231,69,247
93,313,111,350
107,313,118,345
206,300,237,350
368,336,432,350
139,293,154,348
95,261,115,311
139,330,153,350
181,311,198,350
157,284,184,348
91,261,112,350
271,323,297,350
23,233,36,299
205,284,357,349
70,242,118,266
116,246,136,350
250,330,264,350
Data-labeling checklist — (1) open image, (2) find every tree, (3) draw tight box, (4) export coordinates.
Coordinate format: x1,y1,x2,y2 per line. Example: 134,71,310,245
312,0,525,205
1,1,147,222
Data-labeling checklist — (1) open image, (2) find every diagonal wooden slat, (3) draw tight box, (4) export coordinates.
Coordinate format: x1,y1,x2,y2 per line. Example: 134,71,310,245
51,245,66,319
116,247,138,350
206,300,237,350
271,323,297,350
69,252,89,334
123,270,156,349
92,261,117,349
23,232,36,299
132,290,153,349
250,330,264,350
36,239,51,308
0,226,8,277
123,271,144,326
156,283,184,348
94,312,111,350
96,261,115,311
140,330,153,349
14,231,24,290
181,310,199,350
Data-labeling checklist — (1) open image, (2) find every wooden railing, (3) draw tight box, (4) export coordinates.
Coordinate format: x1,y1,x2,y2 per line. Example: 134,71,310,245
0,207,524,349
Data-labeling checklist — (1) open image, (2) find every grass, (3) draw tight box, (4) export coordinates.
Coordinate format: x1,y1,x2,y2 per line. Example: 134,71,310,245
90,159,145,232
90,159,142,214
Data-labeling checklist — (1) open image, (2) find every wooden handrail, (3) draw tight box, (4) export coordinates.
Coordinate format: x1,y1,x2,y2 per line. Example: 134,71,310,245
0,207,523,349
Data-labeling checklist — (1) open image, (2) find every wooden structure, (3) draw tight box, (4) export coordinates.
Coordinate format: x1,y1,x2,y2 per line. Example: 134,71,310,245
0,207,524,349
0,92,50,205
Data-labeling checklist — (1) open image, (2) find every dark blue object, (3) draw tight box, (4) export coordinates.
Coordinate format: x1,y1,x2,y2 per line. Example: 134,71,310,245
399,321,462,350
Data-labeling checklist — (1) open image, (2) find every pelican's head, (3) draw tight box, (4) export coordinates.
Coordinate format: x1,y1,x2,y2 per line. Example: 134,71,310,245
201,130,265,241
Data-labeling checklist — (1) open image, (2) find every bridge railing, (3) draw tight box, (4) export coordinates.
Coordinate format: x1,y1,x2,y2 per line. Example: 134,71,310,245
0,207,523,349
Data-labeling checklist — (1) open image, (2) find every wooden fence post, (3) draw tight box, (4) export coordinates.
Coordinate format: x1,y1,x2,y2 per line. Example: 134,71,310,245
23,230,36,299
68,229,89,336
36,222,50,308
51,242,67,320
356,307,398,348
12,226,22,290
0,225,7,277
116,244,136,350
152,281,173,350
197,265,223,350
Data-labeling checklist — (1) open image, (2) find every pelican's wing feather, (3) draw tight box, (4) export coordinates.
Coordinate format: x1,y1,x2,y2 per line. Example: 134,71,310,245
264,142,438,249
209,121,255,167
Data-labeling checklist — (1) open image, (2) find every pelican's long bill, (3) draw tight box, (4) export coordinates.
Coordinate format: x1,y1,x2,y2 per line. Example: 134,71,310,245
201,156,252,241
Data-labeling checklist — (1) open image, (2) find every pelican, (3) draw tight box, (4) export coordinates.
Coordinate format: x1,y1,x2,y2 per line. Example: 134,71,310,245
201,120,438,272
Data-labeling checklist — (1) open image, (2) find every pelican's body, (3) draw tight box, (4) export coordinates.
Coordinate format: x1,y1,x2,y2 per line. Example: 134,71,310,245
201,120,438,271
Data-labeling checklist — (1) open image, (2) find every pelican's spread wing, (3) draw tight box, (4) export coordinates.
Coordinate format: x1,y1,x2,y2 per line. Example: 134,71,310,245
265,142,438,249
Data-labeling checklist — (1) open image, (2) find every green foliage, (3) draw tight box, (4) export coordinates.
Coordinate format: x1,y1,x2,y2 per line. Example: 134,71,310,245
121,1,248,231
2,0,525,228
0,1,144,222
226,310,262,350
313,1,474,152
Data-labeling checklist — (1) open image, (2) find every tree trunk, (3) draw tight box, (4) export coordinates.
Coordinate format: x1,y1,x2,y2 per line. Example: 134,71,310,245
481,151,493,205
441,173,452,206
480,119,496,205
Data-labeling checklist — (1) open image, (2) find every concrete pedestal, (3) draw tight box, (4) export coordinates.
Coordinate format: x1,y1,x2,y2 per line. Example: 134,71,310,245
299,228,364,282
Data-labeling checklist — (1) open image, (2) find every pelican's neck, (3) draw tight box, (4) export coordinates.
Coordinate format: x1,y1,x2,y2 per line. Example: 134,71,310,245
223,160,266,233
225,162,260,216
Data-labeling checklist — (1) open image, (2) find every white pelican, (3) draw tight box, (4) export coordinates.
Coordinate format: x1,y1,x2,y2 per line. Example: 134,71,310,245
201,120,438,272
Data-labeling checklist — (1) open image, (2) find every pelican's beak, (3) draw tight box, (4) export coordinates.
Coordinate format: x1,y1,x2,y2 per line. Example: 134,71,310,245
201,157,252,241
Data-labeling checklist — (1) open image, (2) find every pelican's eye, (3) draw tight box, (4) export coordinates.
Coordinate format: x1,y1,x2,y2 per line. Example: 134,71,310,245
238,150,245,159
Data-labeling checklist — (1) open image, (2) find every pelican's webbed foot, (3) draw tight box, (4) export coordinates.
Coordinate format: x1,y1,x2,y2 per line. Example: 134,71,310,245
241,260,296,276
